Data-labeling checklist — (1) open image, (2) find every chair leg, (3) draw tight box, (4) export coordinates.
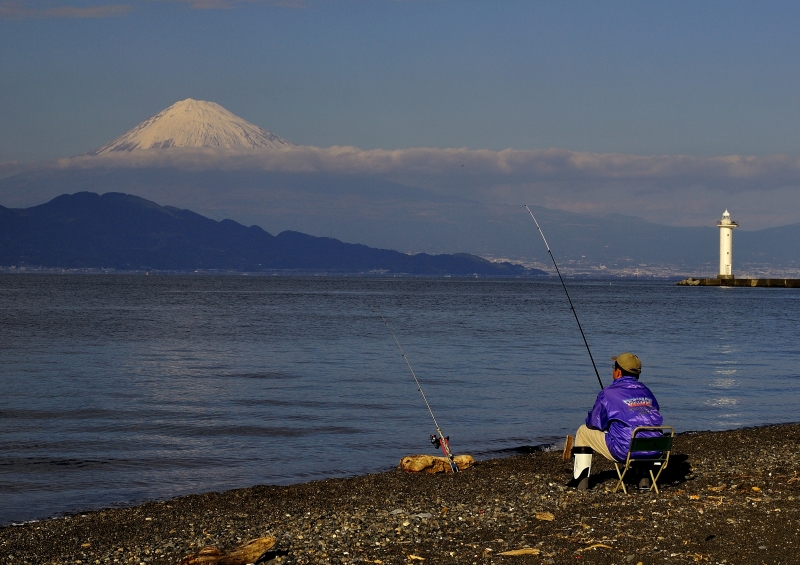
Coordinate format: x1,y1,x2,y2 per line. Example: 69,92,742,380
650,460,668,494
613,463,628,494
649,469,659,494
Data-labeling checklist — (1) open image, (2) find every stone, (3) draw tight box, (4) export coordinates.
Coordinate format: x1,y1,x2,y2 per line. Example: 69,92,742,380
398,454,475,474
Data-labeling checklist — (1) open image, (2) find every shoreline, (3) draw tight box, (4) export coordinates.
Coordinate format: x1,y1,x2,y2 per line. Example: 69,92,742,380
4,443,567,529
3,423,800,565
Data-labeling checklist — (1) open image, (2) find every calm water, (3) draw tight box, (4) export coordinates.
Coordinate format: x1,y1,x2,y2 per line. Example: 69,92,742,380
1,275,799,525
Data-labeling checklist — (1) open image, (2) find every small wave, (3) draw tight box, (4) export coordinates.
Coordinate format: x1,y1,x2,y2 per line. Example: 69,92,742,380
711,378,737,388
476,442,560,457
705,397,739,407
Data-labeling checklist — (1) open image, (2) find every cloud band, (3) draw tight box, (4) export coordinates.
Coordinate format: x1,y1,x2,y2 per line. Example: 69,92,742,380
55,145,800,193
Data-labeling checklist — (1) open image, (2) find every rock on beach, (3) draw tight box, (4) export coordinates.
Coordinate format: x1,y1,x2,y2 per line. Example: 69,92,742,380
2,423,800,565
399,454,475,473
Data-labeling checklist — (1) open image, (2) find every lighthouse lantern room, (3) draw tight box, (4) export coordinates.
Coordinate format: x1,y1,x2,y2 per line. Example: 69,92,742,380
717,210,738,279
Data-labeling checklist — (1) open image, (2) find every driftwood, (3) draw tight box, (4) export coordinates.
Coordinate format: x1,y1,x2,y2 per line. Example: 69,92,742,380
399,454,474,474
177,537,276,565
499,548,541,556
562,434,574,462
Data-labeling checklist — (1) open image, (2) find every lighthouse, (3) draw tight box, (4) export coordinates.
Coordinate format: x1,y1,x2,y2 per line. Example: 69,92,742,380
717,210,738,279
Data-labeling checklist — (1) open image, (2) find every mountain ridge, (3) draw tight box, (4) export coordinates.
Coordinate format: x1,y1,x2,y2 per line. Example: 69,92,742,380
0,192,542,275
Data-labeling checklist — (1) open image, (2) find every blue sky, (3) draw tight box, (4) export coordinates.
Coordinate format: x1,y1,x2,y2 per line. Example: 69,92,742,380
2,0,799,161
2,1,800,230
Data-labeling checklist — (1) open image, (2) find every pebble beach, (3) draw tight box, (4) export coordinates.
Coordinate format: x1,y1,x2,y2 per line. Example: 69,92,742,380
3,423,800,565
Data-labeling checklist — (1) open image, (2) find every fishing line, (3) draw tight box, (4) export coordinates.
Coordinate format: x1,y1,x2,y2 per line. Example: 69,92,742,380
376,310,459,473
525,205,604,390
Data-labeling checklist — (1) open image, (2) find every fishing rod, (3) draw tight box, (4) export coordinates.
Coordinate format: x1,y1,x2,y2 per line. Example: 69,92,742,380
377,312,459,473
525,205,604,390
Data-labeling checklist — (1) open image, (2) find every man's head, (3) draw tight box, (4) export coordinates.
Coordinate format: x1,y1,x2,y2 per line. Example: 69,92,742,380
611,352,641,379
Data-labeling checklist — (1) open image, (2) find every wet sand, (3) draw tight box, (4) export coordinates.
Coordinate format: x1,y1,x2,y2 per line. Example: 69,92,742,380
3,423,800,565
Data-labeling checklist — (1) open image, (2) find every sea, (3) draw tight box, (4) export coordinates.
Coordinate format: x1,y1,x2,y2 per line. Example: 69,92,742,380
1,274,799,525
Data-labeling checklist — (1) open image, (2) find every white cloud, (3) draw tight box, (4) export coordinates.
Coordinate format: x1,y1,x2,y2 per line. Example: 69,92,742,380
0,160,19,177
47,145,800,229
0,1,132,18
160,0,304,8
57,145,800,192
0,0,299,19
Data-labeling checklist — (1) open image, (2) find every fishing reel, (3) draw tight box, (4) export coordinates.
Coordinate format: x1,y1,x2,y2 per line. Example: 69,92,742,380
430,434,449,450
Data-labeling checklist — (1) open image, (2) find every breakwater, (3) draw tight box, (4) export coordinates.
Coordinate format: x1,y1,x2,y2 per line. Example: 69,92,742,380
676,277,800,287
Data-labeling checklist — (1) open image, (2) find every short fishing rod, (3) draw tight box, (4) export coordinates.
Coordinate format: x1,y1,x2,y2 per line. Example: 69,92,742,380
377,312,459,473
525,205,604,390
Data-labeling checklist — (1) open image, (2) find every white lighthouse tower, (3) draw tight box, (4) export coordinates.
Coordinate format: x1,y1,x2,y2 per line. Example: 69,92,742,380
717,210,738,279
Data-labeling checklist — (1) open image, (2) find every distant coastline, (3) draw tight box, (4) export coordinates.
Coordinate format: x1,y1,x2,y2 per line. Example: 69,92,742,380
6,267,800,280
0,268,546,277
0,268,724,280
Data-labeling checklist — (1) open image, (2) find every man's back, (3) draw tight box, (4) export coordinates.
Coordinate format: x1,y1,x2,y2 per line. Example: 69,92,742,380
586,376,662,461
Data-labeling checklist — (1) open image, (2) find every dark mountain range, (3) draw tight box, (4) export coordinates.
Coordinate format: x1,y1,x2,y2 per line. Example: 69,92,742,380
0,192,541,275
3,168,798,273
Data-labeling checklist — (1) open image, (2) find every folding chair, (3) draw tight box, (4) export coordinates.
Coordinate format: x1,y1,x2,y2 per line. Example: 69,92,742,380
613,426,674,494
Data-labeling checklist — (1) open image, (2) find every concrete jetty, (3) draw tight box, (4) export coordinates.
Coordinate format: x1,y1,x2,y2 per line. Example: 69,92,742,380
676,276,800,287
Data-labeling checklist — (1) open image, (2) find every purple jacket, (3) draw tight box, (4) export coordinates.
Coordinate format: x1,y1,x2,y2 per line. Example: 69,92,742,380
585,376,663,461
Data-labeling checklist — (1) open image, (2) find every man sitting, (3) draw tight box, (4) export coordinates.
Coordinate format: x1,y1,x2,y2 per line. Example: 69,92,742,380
572,352,662,491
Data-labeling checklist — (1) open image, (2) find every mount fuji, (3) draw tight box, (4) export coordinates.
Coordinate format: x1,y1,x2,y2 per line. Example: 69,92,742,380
2,99,799,273
88,98,294,154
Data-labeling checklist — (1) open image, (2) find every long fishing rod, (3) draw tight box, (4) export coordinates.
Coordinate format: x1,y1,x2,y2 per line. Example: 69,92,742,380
525,205,604,390
378,312,459,473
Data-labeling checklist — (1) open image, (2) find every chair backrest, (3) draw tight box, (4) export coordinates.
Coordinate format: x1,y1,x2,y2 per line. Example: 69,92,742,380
629,426,674,459
630,435,673,452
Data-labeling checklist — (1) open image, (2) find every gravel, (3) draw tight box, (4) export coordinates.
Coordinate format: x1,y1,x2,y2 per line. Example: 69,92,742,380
3,423,800,565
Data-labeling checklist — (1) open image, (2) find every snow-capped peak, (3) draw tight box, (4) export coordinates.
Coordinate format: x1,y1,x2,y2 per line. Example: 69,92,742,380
89,98,294,154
